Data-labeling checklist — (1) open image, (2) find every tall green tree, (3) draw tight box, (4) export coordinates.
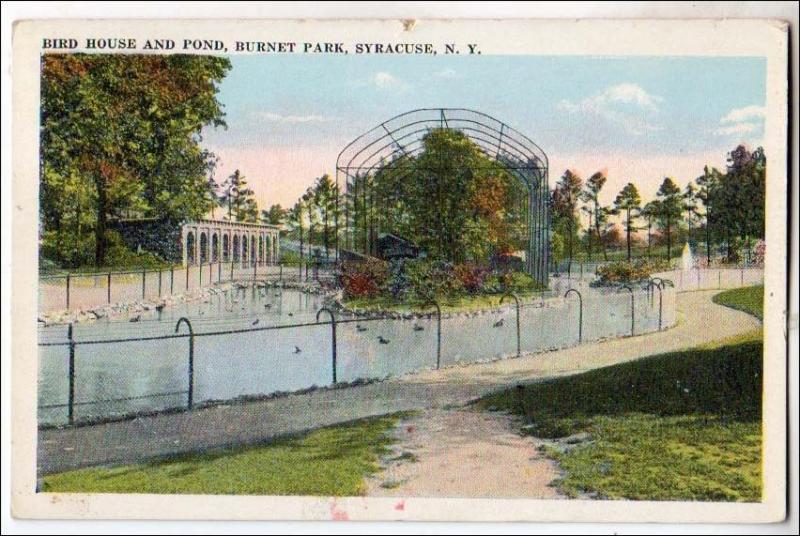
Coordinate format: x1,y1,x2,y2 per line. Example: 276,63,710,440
220,169,258,222
551,170,583,272
654,177,684,259
641,200,659,259
612,182,641,261
309,174,338,259
40,54,230,266
581,171,610,261
261,204,287,226
693,165,720,266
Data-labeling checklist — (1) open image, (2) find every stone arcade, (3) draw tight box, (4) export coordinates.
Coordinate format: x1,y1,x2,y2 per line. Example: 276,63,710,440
110,218,281,267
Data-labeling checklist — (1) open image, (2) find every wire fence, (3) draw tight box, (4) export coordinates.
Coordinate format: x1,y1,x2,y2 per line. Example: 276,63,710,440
38,282,678,427
38,260,334,313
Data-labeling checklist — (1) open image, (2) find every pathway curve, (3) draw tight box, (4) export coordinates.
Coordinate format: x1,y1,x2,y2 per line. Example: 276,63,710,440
38,290,760,475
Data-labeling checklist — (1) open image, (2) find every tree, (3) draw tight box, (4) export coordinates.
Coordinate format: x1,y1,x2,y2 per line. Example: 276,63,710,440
309,174,338,260
693,165,720,266
551,170,583,274
641,201,659,259
612,182,641,261
40,54,230,266
286,200,306,265
654,177,684,259
261,204,287,226
581,171,611,261
220,169,258,222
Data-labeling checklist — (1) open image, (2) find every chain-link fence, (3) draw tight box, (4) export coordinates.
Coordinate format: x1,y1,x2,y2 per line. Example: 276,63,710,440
39,261,334,314
38,284,678,427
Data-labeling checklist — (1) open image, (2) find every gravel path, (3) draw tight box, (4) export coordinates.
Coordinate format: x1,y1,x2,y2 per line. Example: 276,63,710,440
38,290,759,475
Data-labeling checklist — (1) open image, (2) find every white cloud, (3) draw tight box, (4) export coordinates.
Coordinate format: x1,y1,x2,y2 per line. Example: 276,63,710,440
434,68,457,78
257,112,335,124
714,122,759,136
372,71,401,88
720,105,766,124
558,83,663,135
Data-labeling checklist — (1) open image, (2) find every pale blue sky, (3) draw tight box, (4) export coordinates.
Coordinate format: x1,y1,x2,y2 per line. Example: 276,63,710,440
202,54,766,209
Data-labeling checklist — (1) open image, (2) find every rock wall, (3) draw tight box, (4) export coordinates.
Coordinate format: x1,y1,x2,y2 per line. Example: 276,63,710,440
109,218,183,262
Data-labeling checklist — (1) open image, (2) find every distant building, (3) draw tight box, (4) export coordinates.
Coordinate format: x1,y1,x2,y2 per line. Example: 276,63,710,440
376,233,422,261
110,218,280,266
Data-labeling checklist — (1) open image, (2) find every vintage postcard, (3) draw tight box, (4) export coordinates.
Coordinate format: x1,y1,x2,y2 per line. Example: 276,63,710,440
10,18,789,522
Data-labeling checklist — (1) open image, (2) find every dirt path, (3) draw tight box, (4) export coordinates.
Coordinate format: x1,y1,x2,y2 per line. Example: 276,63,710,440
365,409,564,498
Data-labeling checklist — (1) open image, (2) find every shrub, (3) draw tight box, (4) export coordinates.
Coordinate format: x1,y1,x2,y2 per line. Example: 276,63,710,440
453,262,490,293
340,259,388,299
595,260,657,286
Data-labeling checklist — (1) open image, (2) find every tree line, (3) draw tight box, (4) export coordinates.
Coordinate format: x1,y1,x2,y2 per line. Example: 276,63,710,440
550,144,766,269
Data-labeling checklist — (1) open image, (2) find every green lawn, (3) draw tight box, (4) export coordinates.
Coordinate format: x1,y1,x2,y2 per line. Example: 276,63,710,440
478,286,764,501
713,285,764,320
42,414,401,495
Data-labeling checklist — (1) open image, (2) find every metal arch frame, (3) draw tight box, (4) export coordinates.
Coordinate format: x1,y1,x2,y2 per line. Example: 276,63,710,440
335,108,550,285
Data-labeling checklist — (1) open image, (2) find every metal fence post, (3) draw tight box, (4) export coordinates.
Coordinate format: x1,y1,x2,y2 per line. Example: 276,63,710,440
107,272,111,304
230,259,234,282
199,261,203,286
175,317,195,410
67,323,76,425
564,288,583,343
621,285,635,336
316,308,337,384
218,261,221,283
158,269,162,297
170,266,174,295
141,269,146,299
423,301,442,369
648,280,663,331
65,273,71,310
500,293,521,358
279,263,283,282
185,264,190,291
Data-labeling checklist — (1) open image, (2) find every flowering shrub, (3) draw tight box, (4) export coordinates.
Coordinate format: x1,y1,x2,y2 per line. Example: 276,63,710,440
752,240,765,267
453,262,490,293
340,259,388,299
595,260,657,286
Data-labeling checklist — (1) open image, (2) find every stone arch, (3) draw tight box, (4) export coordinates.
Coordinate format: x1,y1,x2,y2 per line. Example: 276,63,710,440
222,234,230,262
212,233,219,262
241,233,248,266
199,232,208,264
265,235,272,263
232,234,240,262
186,231,196,265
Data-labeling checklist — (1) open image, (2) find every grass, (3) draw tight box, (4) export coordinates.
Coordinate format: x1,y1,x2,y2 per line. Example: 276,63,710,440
713,285,764,320
477,286,764,501
41,414,402,496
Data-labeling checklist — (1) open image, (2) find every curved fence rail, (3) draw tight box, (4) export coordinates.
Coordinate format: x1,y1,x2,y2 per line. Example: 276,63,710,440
38,284,677,426
38,261,335,314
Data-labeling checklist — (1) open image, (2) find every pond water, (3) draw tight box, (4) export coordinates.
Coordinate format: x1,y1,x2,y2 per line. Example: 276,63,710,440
38,282,672,426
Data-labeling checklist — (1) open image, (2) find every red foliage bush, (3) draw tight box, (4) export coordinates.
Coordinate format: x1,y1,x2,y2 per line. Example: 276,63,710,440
453,263,490,293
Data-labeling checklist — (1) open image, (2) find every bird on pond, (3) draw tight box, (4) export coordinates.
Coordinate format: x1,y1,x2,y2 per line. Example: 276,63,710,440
264,303,272,309
293,346,302,353
356,324,368,332
413,325,424,332
155,304,165,312
287,312,294,317
493,318,505,328
129,315,141,323
252,319,259,326
378,336,390,344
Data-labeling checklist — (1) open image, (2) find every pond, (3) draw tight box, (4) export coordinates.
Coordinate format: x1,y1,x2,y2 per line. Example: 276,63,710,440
37,282,670,426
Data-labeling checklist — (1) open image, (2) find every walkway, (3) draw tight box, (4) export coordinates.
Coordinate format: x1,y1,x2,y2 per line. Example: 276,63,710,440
38,290,760,475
